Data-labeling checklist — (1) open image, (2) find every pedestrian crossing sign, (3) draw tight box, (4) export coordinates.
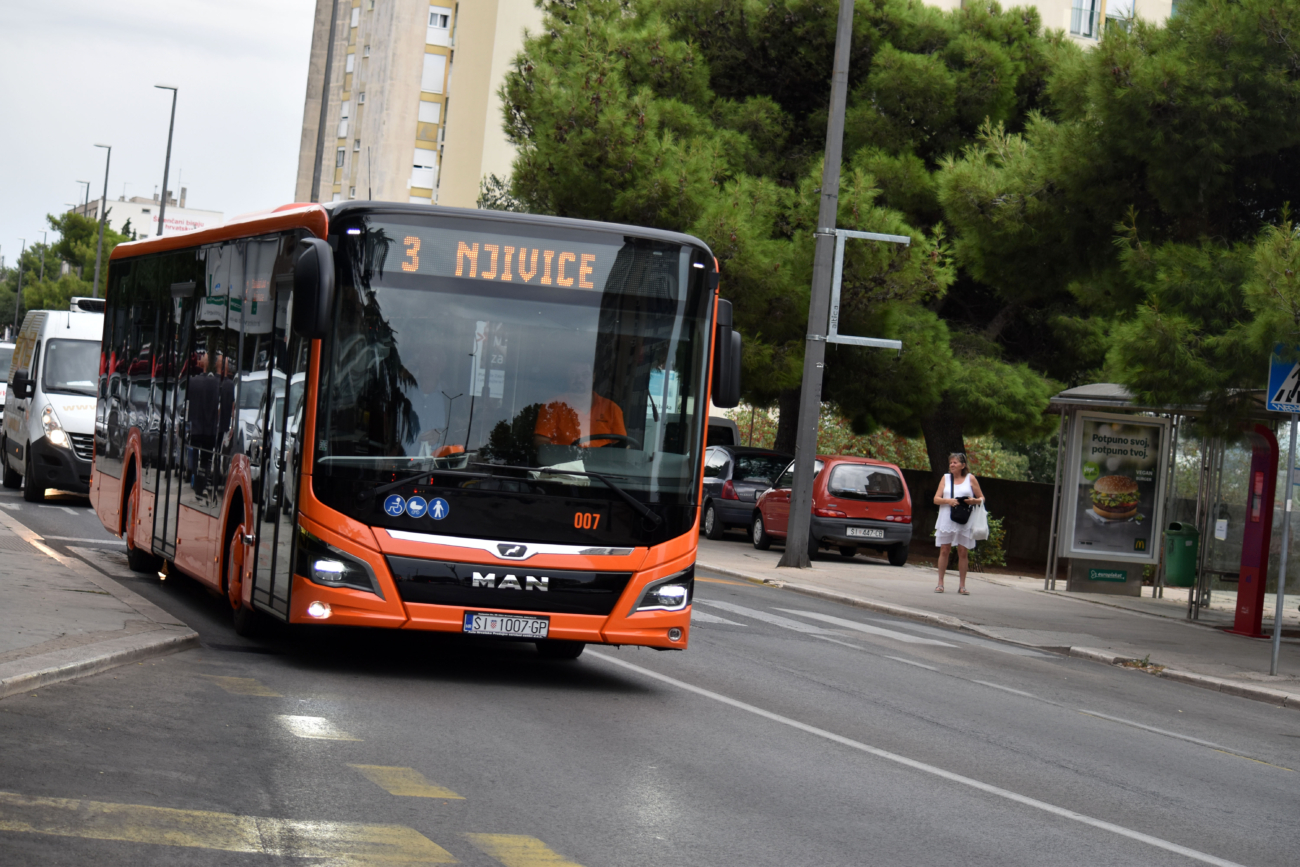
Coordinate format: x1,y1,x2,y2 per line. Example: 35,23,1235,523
1268,345,1300,412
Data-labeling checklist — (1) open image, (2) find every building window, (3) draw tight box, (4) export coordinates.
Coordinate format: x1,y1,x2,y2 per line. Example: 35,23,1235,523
337,99,351,138
1070,0,1101,38
346,53,355,73
349,187,357,199
368,0,375,9
421,53,447,94
350,7,360,28
359,91,366,104
354,139,362,152
336,147,346,168
418,101,441,125
428,6,453,46
332,192,342,202
411,146,438,189
363,44,370,57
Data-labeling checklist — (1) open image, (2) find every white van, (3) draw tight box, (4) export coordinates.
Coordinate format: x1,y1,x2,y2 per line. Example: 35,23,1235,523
0,341,14,414
3,300,105,501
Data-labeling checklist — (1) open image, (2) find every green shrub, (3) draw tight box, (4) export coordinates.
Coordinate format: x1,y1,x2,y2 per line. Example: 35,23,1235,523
968,516,1006,571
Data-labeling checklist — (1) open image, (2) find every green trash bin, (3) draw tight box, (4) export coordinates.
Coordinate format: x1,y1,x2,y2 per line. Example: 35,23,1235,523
1164,522,1199,587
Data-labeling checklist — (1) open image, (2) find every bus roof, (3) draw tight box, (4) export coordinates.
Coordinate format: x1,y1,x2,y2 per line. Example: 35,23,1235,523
110,201,715,266
109,203,329,262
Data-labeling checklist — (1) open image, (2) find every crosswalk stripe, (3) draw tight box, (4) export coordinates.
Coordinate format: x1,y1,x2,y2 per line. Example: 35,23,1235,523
690,610,744,625
466,833,584,867
694,600,834,634
775,609,957,646
0,790,457,863
201,675,281,697
348,765,465,799
277,714,360,741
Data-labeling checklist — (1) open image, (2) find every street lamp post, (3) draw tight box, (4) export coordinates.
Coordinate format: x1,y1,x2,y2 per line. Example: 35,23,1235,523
76,181,91,214
13,238,25,333
155,84,178,236
38,231,47,284
92,144,111,299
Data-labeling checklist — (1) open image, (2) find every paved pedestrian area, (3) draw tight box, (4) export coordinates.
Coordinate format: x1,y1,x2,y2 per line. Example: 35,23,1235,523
696,535,1300,708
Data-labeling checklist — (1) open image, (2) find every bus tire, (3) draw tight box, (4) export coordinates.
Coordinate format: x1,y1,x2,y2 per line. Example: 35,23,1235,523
22,452,44,502
535,639,585,660
751,513,772,550
124,483,162,574
702,502,725,540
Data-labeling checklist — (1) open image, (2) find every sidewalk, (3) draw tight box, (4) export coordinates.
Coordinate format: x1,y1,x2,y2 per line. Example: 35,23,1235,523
696,537,1300,711
0,510,197,700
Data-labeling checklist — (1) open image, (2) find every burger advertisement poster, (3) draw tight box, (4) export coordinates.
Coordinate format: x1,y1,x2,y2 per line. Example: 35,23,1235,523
1063,412,1171,563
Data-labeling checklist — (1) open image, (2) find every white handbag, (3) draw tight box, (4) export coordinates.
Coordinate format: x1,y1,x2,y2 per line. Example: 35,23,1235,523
971,504,990,541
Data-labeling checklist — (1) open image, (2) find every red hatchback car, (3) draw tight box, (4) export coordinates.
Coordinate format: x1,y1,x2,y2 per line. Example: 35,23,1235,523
751,455,913,565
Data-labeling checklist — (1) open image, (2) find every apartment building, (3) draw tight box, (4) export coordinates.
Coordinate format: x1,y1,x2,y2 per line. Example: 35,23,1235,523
70,191,223,238
927,0,1173,42
294,0,543,208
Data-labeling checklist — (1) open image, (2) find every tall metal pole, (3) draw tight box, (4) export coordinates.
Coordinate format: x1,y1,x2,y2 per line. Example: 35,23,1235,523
310,0,344,203
92,143,111,298
1044,409,1067,591
155,85,178,236
12,238,25,333
37,231,47,284
1271,413,1296,675
77,181,91,213
778,0,856,569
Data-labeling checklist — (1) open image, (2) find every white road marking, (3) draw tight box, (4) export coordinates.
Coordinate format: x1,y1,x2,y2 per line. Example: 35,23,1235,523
1077,710,1234,752
777,609,957,647
0,503,20,510
695,600,834,634
37,505,79,516
886,656,939,672
277,715,360,741
39,535,123,545
691,610,745,626
973,680,1038,699
814,636,862,650
590,652,1248,867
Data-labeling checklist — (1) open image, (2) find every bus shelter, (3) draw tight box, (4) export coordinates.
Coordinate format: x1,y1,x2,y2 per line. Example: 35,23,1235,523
1044,384,1297,633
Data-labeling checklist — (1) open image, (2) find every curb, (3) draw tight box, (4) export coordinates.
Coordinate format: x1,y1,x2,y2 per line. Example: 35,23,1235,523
0,627,199,700
696,560,1300,713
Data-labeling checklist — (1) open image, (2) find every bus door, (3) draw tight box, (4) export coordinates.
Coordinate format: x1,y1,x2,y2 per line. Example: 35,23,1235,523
249,237,308,620
151,282,197,560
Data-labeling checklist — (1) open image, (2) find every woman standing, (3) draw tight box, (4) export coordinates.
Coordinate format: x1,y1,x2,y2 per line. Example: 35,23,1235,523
933,452,985,595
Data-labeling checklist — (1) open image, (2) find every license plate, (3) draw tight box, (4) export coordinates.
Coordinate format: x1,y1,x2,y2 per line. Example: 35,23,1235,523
847,527,885,539
463,612,550,638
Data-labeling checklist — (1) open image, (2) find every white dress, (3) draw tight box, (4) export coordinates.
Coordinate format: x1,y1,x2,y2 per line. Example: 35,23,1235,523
935,473,977,550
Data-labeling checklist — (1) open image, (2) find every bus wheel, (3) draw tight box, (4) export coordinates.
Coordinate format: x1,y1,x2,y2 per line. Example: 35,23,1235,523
124,486,161,573
535,639,585,660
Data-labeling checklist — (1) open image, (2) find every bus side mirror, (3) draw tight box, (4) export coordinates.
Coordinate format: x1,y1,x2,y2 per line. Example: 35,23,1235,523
711,298,742,408
292,238,336,339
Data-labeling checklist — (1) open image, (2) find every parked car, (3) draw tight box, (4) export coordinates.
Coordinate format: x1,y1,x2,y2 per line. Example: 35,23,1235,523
700,445,793,539
751,455,913,565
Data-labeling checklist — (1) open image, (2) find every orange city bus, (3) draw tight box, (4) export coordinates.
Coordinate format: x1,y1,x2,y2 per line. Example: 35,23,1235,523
91,202,741,657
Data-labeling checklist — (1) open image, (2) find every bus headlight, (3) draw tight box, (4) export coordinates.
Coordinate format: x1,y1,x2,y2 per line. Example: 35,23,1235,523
634,568,693,612
42,406,70,449
296,528,383,597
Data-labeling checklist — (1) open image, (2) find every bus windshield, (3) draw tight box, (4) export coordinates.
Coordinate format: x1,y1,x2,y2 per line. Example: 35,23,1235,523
313,213,714,540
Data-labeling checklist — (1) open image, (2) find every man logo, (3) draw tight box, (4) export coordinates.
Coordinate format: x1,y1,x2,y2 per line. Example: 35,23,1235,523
471,571,548,591
497,543,528,559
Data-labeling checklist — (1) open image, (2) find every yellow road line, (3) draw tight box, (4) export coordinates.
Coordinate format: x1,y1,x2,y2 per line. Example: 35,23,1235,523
695,576,748,586
278,714,361,740
0,790,456,863
201,675,281,697
348,765,465,799
466,833,584,867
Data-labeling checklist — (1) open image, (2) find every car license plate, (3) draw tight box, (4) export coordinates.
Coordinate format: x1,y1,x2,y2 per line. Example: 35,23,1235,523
847,527,885,539
462,612,550,638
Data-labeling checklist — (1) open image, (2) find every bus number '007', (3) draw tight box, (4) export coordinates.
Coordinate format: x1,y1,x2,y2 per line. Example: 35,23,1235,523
574,512,602,530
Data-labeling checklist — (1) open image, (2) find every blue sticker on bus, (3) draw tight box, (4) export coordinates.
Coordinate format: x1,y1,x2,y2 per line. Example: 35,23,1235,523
406,496,428,519
428,497,450,520
383,495,406,517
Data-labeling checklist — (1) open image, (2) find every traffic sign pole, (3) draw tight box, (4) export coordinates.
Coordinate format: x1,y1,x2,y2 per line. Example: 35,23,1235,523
1272,412,1295,676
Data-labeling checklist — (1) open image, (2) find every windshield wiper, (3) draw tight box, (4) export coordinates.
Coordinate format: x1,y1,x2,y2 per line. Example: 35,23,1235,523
360,467,491,501
470,462,664,529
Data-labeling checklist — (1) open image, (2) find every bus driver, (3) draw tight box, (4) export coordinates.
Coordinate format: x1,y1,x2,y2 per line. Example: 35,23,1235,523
533,361,627,449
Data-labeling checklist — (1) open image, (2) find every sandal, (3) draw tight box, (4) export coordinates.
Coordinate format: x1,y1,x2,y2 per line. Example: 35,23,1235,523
934,586,944,593
958,588,970,595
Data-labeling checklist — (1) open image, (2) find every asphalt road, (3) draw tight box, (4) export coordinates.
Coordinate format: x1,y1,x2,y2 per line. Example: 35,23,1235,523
1,490,1298,866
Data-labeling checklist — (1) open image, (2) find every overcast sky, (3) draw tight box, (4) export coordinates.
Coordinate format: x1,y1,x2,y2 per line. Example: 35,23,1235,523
1,0,317,266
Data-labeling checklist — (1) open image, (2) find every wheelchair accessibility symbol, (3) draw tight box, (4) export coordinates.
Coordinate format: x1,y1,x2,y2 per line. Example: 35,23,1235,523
383,495,406,517
428,497,449,520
